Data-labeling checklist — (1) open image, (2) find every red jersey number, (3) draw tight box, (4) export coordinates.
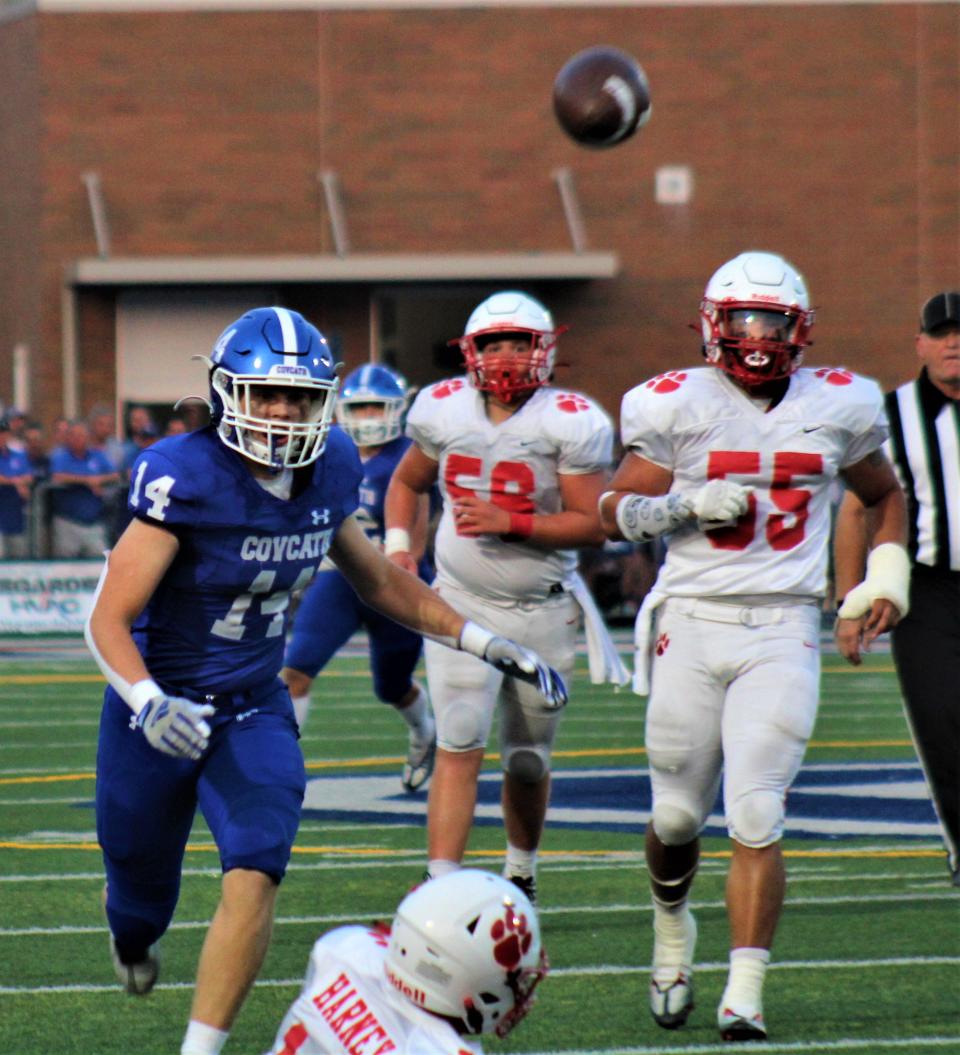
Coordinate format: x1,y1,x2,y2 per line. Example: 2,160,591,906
444,454,536,534
705,451,823,551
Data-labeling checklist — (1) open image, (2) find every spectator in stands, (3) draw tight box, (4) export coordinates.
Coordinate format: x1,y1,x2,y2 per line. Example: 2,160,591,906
50,416,70,454
3,407,27,451
49,419,120,557
88,403,125,470
164,415,189,437
122,406,160,471
0,415,34,558
23,422,50,485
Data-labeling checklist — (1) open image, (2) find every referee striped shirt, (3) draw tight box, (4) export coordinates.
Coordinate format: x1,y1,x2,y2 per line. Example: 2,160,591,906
885,368,960,571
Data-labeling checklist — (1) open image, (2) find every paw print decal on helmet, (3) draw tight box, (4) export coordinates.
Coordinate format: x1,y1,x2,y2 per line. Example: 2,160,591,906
490,906,533,969
432,379,466,399
645,371,688,393
555,392,590,413
815,367,853,386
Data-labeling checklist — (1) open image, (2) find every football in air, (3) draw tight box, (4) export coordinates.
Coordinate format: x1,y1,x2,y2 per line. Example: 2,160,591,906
552,45,652,149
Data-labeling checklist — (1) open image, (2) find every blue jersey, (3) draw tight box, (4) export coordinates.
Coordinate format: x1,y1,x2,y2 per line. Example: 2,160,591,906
126,426,362,694
353,434,409,542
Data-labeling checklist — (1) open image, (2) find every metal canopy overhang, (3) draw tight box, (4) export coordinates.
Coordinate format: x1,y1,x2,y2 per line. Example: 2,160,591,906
67,252,619,285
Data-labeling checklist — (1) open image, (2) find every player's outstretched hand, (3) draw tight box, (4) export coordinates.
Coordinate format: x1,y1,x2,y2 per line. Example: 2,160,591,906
137,695,215,760
459,622,568,709
683,479,753,529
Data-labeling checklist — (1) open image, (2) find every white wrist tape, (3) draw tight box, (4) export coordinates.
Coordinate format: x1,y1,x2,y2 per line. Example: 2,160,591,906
838,542,911,619
384,527,412,555
459,620,495,658
128,678,163,717
615,492,691,542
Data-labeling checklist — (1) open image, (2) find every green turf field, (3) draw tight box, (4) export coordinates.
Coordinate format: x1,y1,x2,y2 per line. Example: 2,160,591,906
1,648,958,1054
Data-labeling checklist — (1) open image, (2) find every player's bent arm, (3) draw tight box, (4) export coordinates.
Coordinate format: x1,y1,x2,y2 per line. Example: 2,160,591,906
330,515,567,707
832,489,872,604
598,452,674,540
455,470,609,547
331,514,463,642
835,450,909,660
384,445,439,567
518,469,608,548
85,517,180,713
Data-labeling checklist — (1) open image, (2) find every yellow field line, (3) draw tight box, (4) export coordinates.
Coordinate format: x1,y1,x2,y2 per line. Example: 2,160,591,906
0,738,915,788
0,669,388,686
0,840,943,863
0,663,896,687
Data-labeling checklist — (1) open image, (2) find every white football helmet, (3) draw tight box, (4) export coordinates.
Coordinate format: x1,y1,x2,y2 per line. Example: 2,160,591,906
453,291,563,403
384,869,546,1038
699,251,814,388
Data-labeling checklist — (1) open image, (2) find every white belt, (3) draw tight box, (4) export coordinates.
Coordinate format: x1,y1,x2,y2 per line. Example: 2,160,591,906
666,596,818,628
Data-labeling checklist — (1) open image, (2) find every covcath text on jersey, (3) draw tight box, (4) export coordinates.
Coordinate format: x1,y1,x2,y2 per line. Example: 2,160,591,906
239,528,334,563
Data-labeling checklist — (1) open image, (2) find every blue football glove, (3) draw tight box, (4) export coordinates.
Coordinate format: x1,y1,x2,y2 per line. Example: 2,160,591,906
136,695,215,760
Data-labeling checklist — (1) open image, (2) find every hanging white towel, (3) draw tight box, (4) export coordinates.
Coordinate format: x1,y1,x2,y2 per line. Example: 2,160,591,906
631,589,666,696
569,572,631,687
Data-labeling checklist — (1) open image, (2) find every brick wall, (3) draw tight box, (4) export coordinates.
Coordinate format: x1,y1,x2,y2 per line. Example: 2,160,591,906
0,4,956,427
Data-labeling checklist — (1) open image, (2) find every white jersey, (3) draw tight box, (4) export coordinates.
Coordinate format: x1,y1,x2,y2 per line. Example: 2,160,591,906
406,378,613,603
620,366,887,598
264,926,482,1055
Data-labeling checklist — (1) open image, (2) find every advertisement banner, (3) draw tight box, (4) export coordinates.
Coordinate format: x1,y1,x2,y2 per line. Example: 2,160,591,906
0,560,105,634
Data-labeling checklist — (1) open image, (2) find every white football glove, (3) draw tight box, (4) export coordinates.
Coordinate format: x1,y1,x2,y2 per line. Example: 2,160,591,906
460,622,568,709
136,695,215,760
682,479,753,529
837,543,911,620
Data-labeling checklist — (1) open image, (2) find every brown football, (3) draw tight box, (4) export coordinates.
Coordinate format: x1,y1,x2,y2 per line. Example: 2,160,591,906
552,46,652,149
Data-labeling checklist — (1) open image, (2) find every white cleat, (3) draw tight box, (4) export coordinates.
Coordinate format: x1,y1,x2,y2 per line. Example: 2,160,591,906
718,1002,767,1042
650,968,695,1029
109,935,160,995
650,908,697,1029
401,728,436,794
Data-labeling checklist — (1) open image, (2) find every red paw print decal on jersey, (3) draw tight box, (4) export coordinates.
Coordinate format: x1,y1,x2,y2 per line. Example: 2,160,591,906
432,378,465,399
490,906,533,969
655,632,670,656
555,392,590,413
645,371,688,393
815,368,853,386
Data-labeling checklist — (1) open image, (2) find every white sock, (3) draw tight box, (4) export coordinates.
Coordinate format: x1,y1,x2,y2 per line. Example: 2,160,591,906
292,694,310,731
396,683,433,741
503,842,537,879
652,897,696,970
721,947,770,1011
427,858,460,880
181,1020,229,1055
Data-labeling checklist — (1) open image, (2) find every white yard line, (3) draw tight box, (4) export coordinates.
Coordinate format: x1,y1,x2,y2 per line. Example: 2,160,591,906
2,891,955,937
1,957,958,996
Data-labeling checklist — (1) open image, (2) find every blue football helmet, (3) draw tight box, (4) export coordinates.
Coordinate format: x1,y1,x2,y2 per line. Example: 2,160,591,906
336,363,408,448
205,307,340,469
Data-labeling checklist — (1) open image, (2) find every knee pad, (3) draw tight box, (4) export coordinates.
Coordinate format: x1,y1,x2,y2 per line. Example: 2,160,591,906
437,702,487,752
220,793,301,881
652,801,701,846
502,744,550,784
728,790,784,848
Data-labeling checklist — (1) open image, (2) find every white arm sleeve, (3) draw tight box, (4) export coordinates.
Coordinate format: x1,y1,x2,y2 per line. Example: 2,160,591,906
83,558,159,715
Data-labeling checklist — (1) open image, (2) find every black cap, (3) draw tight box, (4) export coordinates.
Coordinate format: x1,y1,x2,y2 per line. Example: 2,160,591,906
920,291,960,334
0,416,10,432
